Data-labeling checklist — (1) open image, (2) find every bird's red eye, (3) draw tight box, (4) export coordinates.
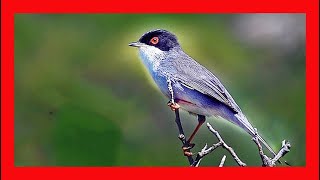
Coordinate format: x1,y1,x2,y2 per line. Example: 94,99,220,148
150,37,159,45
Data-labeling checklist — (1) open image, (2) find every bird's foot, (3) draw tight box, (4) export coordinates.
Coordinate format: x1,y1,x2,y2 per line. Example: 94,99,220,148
182,142,195,157
167,101,180,111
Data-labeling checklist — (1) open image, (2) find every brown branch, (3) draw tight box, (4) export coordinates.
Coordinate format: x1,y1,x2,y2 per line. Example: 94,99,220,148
174,109,194,165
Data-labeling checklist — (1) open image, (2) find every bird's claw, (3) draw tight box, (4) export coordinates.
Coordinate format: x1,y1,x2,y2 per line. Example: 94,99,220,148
167,101,180,111
182,142,195,157
182,143,195,150
183,151,193,156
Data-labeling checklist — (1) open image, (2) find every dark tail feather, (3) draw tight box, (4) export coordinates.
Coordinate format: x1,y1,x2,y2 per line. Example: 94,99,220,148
221,111,280,161
232,113,278,158
256,134,277,157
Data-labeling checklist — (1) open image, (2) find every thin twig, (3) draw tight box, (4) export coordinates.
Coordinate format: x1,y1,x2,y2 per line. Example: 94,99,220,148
252,133,291,167
273,140,291,163
191,142,223,166
219,155,227,167
206,123,247,166
191,123,246,167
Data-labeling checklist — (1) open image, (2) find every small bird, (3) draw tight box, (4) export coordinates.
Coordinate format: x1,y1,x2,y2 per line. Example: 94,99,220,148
129,29,276,157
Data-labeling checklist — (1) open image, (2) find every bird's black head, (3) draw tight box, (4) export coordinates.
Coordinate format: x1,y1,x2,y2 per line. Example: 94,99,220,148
138,29,180,51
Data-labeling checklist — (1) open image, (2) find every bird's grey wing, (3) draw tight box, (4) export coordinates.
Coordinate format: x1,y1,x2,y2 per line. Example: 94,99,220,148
166,55,242,113
161,55,277,156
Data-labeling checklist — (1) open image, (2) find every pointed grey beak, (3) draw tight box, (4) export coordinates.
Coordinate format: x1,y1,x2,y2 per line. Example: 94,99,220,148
128,41,143,47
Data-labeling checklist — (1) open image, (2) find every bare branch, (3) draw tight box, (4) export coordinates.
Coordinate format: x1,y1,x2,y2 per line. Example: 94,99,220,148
219,155,227,167
190,123,246,166
191,142,223,166
273,140,291,163
206,123,247,167
252,133,291,167
172,110,291,167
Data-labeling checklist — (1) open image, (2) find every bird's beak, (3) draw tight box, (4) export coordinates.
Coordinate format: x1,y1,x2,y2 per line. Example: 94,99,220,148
128,41,143,47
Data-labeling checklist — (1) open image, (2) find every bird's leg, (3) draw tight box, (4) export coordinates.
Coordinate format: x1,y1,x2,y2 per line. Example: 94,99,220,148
166,79,180,111
174,109,185,136
182,115,206,155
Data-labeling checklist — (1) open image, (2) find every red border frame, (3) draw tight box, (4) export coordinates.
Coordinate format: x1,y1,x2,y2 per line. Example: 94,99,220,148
1,0,319,179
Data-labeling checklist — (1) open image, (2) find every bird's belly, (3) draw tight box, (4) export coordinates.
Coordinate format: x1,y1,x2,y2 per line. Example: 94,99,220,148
173,84,226,117
178,100,212,116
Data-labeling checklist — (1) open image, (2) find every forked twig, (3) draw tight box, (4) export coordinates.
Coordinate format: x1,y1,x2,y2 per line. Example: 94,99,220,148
252,133,291,167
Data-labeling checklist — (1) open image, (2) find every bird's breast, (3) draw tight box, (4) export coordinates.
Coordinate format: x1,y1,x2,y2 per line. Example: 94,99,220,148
138,48,171,96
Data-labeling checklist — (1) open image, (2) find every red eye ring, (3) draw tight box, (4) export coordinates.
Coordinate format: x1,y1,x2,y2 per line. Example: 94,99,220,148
150,37,159,45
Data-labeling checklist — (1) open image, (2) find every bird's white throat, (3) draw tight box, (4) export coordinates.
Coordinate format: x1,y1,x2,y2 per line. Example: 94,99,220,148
138,46,166,71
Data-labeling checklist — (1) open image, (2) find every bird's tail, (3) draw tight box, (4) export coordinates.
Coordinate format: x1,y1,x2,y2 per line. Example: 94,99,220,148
256,133,277,157
231,113,277,157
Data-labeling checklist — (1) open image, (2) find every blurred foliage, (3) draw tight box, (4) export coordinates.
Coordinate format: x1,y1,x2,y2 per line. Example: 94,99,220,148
14,14,305,166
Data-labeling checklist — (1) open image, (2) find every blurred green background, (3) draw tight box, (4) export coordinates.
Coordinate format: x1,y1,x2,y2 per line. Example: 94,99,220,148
14,14,305,166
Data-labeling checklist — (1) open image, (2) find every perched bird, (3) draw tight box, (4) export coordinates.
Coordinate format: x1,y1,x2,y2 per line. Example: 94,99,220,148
129,29,276,157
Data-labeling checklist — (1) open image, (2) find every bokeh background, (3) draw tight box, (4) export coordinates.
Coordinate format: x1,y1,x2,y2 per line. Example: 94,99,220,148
14,14,305,166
